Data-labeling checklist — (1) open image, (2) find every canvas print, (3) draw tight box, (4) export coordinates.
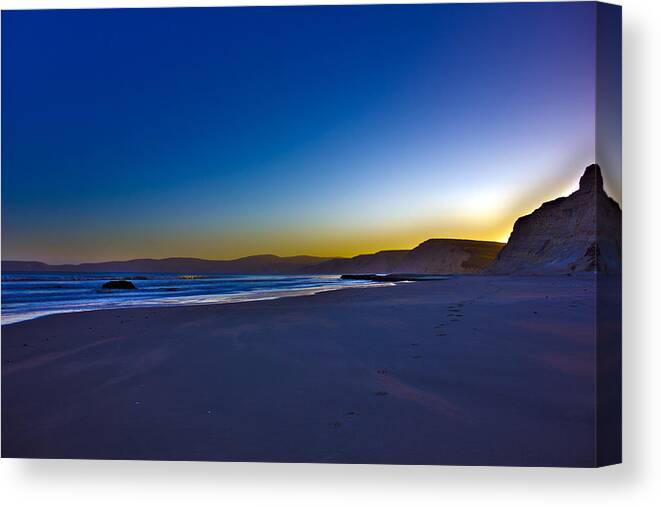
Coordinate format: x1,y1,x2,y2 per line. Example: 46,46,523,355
1,2,621,466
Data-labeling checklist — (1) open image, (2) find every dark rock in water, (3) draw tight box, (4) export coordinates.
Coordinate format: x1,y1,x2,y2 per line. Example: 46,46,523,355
123,276,149,280
101,280,137,290
341,274,450,282
489,164,621,274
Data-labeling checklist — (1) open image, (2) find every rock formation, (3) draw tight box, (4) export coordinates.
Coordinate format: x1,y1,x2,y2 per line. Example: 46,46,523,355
489,164,621,274
341,274,449,282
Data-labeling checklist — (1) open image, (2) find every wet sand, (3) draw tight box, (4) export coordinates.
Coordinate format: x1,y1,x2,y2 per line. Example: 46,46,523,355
1,275,619,466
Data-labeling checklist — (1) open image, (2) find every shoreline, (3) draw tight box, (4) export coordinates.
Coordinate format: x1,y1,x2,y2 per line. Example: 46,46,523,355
2,272,601,326
1,278,396,326
1,274,619,465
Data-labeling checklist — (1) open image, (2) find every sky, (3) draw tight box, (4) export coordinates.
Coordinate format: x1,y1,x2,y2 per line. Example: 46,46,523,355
1,3,621,263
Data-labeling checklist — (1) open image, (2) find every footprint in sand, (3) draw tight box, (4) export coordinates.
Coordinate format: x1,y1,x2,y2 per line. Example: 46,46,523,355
376,369,389,375
447,307,463,319
434,322,448,336
333,412,358,428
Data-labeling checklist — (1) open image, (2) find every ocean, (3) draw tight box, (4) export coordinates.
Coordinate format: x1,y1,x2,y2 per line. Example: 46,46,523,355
0,272,378,325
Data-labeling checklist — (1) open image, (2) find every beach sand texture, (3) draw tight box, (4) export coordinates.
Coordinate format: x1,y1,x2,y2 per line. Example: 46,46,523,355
2,275,619,466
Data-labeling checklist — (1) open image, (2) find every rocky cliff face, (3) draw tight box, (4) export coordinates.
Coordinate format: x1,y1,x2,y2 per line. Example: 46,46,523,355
307,239,504,275
489,164,621,274
395,239,504,274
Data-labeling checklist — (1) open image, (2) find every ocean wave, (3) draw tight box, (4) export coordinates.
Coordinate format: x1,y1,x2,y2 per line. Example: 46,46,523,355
1,279,390,325
1,273,383,325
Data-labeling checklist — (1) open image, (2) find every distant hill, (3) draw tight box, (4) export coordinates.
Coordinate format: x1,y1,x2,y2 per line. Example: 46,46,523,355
489,164,621,274
302,250,410,275
304,239,505,275
2,240,505,275
1,255,338,274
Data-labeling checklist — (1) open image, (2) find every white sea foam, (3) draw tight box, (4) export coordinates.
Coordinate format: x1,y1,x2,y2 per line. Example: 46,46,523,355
1,274,393,325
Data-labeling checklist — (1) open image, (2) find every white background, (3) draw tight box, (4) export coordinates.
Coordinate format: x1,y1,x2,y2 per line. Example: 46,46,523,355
0,0,659,505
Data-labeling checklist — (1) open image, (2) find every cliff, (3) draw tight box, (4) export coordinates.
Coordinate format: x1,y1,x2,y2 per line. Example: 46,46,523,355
489,164,621,274
306,239,504,275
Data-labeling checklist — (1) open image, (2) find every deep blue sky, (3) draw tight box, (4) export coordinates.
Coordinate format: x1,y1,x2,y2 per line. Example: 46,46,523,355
2,3,621,263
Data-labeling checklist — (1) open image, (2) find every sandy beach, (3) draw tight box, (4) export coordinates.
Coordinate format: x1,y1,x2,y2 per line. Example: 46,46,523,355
1,275,619,466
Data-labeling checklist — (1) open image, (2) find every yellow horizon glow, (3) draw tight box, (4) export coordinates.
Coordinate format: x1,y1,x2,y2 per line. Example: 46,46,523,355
6,162,619,265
